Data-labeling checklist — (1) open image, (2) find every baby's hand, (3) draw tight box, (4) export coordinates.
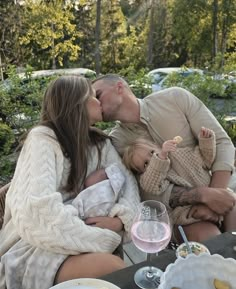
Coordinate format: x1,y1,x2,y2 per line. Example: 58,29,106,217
199,127,213,138
159,140,177,159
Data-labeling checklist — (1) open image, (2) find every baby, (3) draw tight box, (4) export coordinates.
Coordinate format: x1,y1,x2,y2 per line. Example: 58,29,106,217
122,127,218,226
72,163,125,219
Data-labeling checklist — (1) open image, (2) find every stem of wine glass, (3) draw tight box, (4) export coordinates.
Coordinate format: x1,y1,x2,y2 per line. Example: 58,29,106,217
146,253,158,279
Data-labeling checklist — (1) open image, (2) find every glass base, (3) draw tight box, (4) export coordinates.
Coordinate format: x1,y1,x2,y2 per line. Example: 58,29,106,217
134,266,163,289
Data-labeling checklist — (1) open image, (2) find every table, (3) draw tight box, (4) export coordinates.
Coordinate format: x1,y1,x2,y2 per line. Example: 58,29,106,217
101,232,236,289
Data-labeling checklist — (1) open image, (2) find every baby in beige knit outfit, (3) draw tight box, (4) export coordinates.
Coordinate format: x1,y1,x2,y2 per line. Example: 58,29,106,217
122,127,218,226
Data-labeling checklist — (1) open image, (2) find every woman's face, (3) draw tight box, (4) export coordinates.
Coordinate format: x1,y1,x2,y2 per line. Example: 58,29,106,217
86,93,103,125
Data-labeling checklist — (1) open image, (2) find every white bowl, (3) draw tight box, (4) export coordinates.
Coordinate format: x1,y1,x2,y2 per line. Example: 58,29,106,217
159,253,236,289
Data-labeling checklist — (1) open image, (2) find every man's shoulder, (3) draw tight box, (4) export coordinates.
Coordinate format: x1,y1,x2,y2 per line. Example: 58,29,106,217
145,86,189,101
109,121,138,134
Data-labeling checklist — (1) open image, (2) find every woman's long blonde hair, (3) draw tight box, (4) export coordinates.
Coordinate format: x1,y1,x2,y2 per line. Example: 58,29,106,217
40,75,109,193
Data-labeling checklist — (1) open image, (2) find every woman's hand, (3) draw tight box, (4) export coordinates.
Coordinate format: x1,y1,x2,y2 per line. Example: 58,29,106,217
85,216,124,233
188,204,220,223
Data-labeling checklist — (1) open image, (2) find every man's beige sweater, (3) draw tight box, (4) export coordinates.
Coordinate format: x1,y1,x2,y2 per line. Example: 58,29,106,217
110,87,235,225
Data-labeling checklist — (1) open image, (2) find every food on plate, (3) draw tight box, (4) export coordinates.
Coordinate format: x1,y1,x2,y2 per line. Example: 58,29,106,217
214,278,231,289
176,241,210,258
173,136,183,144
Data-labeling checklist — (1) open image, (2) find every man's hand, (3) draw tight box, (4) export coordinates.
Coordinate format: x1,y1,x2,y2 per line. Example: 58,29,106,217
200,187,236,215
188,204,220,223
85,216,124,233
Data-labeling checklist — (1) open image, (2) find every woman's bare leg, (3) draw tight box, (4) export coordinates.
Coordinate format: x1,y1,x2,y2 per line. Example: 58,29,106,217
174,221,221,243
54,252,125,284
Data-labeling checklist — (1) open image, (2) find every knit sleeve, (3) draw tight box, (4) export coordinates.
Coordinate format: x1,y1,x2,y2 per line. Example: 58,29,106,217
9,129,121,255
139,153,171,196
103,140,140,243
170,206,200,226
198,132,216,169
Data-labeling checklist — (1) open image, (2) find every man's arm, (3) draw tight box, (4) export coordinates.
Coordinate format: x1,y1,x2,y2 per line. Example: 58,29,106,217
169,186,201,208
169,185,235,215
210,170,232,189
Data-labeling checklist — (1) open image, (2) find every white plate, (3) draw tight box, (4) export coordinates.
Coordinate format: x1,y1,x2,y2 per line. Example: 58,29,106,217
49,278,120,289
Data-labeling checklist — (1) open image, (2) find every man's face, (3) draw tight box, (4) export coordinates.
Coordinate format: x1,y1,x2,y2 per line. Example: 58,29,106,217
92,80,121,122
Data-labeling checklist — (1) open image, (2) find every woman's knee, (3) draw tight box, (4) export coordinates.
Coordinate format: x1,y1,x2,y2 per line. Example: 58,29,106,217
55,252,125,284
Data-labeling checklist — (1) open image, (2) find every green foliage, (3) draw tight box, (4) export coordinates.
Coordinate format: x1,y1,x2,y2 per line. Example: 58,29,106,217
218,117,236,146
0,123,16,185
163,72,231,104
118,66,152,98
19,0,81,68
0,123,15,156
0,65,49,142
95,121,115,133
224,52,236,72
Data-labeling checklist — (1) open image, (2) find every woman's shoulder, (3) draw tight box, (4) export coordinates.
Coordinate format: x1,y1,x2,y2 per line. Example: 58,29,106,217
28,125,56,139
27,125,59,146
30,125,54,135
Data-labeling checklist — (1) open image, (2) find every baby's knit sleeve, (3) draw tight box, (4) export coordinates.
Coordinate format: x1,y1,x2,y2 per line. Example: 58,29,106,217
9,130,121,255
198,132,216,169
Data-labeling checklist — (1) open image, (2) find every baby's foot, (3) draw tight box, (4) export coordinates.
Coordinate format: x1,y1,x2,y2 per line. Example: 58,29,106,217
200,127,213,138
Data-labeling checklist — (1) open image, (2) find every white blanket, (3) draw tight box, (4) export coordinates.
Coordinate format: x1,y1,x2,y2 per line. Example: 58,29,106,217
72,163,125,219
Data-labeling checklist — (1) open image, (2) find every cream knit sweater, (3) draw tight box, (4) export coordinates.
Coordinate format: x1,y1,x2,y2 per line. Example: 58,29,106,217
0,126,140,257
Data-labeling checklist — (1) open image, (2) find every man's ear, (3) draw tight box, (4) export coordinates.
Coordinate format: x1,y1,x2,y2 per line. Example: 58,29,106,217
116,81,124,94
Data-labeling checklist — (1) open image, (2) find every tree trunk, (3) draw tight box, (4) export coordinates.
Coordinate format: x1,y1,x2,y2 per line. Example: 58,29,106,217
212,0,218,59
147,0,155,68
0,53,4,81
95,0,101,75
220,0,231,69
51,23,56,69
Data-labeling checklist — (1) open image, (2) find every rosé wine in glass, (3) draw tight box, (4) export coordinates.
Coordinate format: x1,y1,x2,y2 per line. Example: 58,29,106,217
131,220,171,254
131,200,171,289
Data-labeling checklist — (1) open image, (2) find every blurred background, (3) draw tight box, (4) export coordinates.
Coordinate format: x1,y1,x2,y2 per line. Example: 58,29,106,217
0,0,236,184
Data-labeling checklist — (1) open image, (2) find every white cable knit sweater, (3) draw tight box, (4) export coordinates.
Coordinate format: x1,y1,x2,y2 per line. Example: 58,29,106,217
0,126,140,256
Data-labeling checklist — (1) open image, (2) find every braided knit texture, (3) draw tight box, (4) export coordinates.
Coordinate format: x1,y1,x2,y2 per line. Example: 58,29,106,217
138,136,216,226
0,126,140,256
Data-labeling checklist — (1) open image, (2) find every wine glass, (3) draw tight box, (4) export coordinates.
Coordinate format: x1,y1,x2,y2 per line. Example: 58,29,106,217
131,200,171,289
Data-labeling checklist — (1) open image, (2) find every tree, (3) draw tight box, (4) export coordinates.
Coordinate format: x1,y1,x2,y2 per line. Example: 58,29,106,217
19,0,81,69
212,0,219,59
220,0,235,68
100,0,127,72
0,1,25,76
72,0,96,69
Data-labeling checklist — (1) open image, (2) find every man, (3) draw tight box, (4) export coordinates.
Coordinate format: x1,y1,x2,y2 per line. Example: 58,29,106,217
92,74,236,242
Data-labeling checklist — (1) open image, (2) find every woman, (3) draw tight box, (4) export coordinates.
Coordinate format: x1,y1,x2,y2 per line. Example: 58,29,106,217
0,75,140,289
